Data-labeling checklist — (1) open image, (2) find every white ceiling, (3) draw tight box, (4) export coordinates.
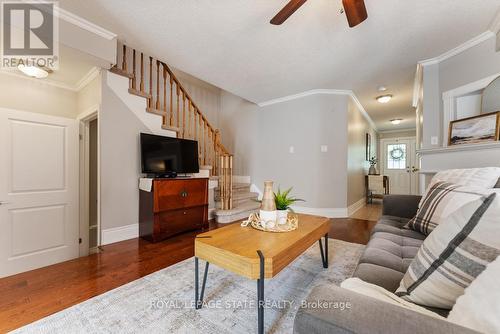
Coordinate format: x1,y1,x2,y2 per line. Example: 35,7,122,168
59,0,500,130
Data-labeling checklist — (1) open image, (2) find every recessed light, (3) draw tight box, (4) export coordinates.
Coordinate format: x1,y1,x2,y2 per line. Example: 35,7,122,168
390,119,402,125
17,64,49,79
376,94,392,103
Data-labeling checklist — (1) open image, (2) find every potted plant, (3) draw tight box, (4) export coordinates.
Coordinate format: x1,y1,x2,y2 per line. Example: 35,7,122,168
368,156,378,175
274,187,304,225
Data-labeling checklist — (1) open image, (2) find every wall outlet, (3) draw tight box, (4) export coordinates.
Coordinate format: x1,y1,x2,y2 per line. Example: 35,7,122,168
431,136,438,145
289,146,295,154
320,145,328,152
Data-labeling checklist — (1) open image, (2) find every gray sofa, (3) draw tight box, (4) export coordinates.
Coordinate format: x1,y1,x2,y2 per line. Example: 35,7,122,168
294,195,479,334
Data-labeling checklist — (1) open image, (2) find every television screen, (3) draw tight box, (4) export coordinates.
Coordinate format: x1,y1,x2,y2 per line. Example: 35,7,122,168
140,133,199,175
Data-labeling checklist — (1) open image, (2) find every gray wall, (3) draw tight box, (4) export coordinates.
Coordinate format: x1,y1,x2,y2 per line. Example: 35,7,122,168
100,72,151,230
421,37,500,148
347,99,378,206
219,93,352,209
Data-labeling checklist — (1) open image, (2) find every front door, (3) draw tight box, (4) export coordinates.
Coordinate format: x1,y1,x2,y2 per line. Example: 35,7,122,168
0,109,79,278
381,138,418,195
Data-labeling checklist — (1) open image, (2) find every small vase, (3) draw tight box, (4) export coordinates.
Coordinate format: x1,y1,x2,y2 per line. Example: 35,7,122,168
277,210,288,225
260,181,277,225
368,166,378,175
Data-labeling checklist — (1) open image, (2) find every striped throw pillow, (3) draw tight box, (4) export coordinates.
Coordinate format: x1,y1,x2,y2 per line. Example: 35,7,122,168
396,192,500,309
406,182,486,235
420,168,500,207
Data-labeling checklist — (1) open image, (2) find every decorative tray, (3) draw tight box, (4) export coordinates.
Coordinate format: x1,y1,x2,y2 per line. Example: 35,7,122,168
241,213,298,233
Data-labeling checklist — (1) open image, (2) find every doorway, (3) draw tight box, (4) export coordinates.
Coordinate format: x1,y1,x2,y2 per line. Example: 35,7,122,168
79,112,100,256
89,119,99,252
381,137,419,195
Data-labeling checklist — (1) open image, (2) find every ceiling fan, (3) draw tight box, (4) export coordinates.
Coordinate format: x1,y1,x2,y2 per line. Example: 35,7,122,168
270,0,368,28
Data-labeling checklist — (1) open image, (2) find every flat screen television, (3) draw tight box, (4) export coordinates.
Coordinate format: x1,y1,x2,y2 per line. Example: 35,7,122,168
140,133,199,176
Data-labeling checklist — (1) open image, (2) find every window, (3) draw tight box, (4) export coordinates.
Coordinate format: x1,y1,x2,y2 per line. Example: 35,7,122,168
386,144,407,170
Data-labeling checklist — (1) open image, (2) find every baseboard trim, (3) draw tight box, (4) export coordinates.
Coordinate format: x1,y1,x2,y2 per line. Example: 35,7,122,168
101,223,139,245
290,206,348,218
208,208,216,220
347,198,366,216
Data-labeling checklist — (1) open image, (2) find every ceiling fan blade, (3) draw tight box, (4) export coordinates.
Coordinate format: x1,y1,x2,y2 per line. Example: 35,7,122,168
342,0,368,28
270,0,308,25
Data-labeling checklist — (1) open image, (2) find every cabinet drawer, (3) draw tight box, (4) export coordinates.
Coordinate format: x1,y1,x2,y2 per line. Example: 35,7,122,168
153,179,208,212
153,206,207,241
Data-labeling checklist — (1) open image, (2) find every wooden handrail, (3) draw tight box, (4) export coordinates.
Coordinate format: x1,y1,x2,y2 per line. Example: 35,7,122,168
112,42,233,209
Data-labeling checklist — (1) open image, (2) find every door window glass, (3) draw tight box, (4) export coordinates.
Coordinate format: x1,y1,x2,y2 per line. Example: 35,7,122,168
387,144,407,169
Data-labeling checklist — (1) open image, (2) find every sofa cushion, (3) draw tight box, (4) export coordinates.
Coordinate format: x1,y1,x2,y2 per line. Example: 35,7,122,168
354,263,405,293
358,232,423,273
373,216,426,239
397,192,500,309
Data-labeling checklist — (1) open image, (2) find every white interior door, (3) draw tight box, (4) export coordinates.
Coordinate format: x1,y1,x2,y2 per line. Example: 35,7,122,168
0,109,79,278
382,138,418,195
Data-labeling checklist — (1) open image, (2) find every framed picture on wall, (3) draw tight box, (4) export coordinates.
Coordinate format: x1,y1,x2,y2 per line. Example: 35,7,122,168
448,111,500,146
365,133,371,160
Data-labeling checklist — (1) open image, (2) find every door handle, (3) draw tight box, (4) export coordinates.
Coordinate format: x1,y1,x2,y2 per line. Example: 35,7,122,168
412,167,420,173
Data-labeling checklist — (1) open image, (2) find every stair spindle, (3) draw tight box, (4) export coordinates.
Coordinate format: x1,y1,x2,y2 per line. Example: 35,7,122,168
198,114,204,164
131,49,136,90
156,60,160,111
182,93,186,138
170,76,174,126
163,64,167,126
122,45,127,72
176,85,180,130
148,57,153,108
140,52,144,93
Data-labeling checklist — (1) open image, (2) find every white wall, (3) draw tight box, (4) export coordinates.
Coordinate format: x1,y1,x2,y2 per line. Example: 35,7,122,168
0,73,78,118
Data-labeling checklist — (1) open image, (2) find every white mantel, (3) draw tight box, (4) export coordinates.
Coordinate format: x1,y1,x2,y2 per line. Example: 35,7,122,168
417,142,500,193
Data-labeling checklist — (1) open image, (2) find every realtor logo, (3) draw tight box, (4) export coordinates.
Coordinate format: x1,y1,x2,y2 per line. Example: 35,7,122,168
1,1,59,69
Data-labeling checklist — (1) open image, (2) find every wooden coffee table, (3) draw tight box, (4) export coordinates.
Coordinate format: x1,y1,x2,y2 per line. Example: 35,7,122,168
194,214,330,334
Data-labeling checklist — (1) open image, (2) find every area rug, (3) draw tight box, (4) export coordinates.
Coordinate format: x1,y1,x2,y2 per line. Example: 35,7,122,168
12,239,364,334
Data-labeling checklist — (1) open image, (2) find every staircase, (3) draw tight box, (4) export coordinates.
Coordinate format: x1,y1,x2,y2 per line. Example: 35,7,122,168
110,43,258,222
214,183,260,223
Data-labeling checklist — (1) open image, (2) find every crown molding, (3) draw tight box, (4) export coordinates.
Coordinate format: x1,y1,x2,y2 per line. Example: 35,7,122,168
257,89,377,131
0,69,77,91
418,31,494,67
75,67,101,91
21,1,117,40
56,8,117,40
257,89,351,107
378,128,416,134
1,66,102,92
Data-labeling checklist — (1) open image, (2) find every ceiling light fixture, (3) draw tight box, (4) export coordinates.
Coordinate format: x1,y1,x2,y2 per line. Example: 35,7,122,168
376,94,392,103
17,64,49,79
390,119,403,125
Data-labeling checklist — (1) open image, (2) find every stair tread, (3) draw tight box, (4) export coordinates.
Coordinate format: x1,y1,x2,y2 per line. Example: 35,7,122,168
128,88,152,99
216,182,251,191
214,201,260,216
216,191,258,201
110,67,134,79
161,124,181,132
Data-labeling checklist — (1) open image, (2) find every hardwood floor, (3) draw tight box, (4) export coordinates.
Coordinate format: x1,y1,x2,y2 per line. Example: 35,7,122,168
0,217,376,332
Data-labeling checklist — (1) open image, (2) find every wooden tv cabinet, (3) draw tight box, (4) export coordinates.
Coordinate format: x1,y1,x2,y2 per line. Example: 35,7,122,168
139,178,209,242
